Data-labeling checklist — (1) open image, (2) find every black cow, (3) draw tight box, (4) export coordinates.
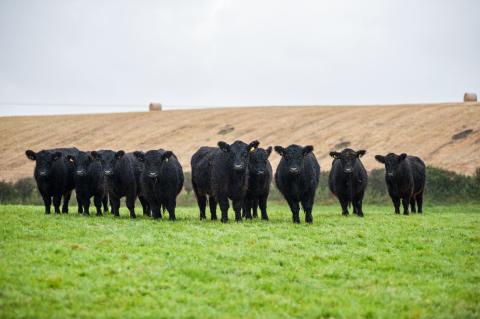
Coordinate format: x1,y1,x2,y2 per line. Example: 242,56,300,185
25,147,78,214
274,144,320,223
243,146,272,220
134,149,184,220
375,153,426,215
191,140,259,223
328,149,368,217
95,150,148,218
66,151,107,216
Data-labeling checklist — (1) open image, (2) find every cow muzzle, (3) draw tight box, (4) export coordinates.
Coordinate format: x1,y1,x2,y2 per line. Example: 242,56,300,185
104,170,113,176
76,170,86,176
233,164,244,171
148,172,159,178
289,167,299,174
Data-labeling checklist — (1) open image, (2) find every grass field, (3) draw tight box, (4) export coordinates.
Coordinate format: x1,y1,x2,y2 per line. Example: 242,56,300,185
1,204,479,318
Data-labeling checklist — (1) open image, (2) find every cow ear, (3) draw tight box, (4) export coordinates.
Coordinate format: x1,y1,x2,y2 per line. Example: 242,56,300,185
162,151,173,162
303,145,314,156
329,151,340,159
52,152,62,161
91,151,101,161
26,150,36,161
399,153,407,162
266,146,272,158
248,140,260,152
375,155,385,163
66,155,75,163
133,151,145,162
218,141,231,153
356,150,366,158
274,146,285,156
115,150,125,159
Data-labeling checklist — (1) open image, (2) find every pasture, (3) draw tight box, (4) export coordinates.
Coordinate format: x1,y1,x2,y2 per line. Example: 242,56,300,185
1,204,479,318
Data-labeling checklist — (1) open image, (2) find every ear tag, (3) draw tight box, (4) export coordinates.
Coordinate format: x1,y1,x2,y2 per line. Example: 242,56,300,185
165,158,169,162
69,158,74,163
250,147,255,152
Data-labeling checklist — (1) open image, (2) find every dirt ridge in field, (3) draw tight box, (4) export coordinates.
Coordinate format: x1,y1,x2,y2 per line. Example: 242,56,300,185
1,102,479,181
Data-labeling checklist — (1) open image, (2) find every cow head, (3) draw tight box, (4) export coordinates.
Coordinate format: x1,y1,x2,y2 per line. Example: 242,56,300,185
375,153,407,178
93,150,124,176
134,149,173,179
26,149,62,178
329,148,366,174
248,146,272,175
218,140,259,172
274,144,314,175
66,151,94,177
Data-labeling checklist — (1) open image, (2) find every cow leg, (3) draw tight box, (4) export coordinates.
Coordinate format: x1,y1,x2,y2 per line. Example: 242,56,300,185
218,197,230,223
287,199,300,224
252,200,258,218
111,196,121,217
42,194,52,215
150,203,162,219
301,198,314,224
62,190,72,213
126,195,136,219
94,194,103,216
338,195,349,216
102,195,109,213
208,196,217,220
410,197,417,213
83,198,91,216
139,196,150,217
232,199,243,222
196,193,207,220
402,196,410,215
259,195,269,221
53,194,62,214
354,192,364,217
244,199,253,219
76,195,83,214
166,199,176,221
416,192,424,214
392,197,401,214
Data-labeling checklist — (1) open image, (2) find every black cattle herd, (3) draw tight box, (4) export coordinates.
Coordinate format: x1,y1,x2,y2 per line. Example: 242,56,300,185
25,140,426,223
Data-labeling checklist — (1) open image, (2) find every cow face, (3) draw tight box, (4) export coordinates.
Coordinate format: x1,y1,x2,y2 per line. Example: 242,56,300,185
218,140,259,172
330,148,366,174
26,149,62,178
134,150,173,179
248,146,272,175
67,151,94,177
94,150,124,176
375,153,407,178
274,144,314,175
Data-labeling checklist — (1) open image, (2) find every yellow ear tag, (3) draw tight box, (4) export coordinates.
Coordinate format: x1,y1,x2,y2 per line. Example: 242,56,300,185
250,147,255,152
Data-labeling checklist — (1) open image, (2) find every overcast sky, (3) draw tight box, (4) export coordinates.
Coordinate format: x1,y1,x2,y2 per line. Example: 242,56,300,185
0,0,479,115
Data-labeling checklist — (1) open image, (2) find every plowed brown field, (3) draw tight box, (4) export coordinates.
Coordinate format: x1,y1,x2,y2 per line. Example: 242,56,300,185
1,103,479,181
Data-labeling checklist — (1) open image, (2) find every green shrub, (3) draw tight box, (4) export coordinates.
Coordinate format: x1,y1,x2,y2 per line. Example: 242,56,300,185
1,166,479,206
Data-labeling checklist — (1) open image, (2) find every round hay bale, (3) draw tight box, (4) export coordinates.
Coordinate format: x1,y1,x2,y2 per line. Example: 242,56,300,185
149,103,162,111
463,92,477,102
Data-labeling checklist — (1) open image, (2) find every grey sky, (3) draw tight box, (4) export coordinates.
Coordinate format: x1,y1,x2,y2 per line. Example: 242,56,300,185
0,0,479,115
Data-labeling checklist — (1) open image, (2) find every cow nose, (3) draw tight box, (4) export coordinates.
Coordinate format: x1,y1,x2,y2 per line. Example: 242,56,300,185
148,172,158,178
257,170,265,175
76,170,86,176
289,167,299,174
233,164,244,171
387,172,394,177
104,170,113,176
344,168,353,173
39,171,47,176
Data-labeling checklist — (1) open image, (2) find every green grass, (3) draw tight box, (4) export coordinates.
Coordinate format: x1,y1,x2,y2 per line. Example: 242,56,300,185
1,204,479,319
